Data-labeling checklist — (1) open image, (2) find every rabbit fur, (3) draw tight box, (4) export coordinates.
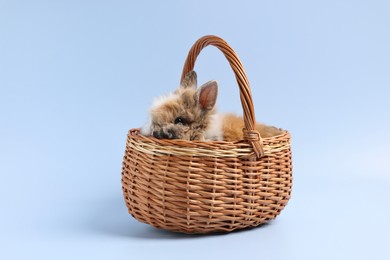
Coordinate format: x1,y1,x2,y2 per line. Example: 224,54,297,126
141,71,283,141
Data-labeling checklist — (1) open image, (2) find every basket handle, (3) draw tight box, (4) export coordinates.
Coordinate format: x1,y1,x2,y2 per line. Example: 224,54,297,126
181,35,264,159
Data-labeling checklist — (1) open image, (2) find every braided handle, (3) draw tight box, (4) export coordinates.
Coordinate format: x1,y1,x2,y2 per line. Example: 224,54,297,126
181,35,264,158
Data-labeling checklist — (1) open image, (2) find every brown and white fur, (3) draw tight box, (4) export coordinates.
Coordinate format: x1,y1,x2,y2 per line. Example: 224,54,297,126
141,71,283,141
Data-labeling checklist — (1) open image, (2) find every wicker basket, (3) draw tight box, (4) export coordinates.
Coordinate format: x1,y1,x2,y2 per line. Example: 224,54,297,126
122,35,292,234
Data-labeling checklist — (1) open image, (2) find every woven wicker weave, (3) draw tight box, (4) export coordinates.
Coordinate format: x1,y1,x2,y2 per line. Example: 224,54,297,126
122,35,292,234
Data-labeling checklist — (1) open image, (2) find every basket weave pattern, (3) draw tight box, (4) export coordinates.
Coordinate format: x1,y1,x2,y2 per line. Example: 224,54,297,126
122,35,292,233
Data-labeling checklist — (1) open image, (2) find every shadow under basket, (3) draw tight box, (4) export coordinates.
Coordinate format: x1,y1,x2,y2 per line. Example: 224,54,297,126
122,35,293,234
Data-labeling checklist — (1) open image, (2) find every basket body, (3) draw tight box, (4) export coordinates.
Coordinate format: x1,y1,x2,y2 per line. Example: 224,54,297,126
122,129,292,233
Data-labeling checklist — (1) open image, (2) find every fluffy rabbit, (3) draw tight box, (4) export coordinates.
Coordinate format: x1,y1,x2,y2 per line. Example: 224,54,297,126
141,71,282,141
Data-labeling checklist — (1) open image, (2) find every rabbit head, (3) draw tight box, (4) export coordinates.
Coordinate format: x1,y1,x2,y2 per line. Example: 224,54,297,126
141,71,219,141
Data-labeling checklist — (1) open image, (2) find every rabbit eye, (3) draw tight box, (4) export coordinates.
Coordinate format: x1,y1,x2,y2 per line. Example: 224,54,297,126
174,117,188,125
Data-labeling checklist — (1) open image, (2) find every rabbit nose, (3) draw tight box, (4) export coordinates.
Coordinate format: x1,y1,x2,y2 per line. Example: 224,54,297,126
153,130,176,139
166,129,176,139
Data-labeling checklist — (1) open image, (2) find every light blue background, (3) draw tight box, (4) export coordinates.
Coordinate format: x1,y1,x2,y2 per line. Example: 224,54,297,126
1,0,389,259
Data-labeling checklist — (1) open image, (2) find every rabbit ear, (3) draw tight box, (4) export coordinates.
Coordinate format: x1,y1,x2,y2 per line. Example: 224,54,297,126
180,70,197,89
197,80,218,111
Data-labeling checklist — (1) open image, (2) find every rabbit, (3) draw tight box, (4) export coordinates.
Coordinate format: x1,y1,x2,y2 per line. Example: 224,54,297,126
140,71,283,141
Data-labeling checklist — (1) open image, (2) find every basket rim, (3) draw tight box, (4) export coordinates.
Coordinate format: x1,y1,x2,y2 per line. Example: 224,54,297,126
129,128,290,143
126,128,291,158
